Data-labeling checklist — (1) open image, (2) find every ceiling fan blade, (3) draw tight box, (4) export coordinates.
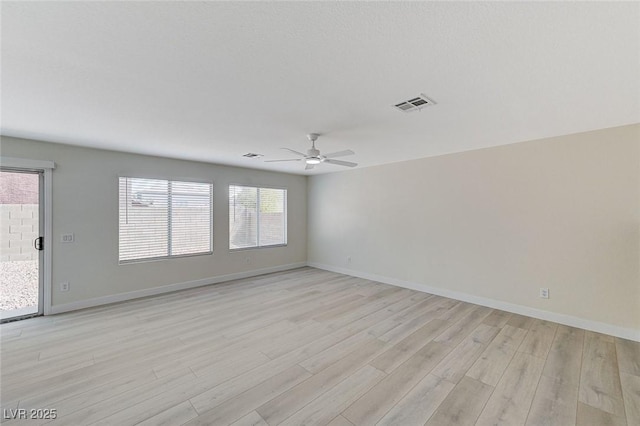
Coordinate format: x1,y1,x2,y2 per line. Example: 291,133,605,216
264,158,302,162
324,159,357,168
324,149,355,158
305,163,315,170
281,148,306,157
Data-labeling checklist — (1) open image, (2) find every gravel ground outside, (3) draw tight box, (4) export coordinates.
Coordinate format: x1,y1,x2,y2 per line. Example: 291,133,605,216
0,260,38,311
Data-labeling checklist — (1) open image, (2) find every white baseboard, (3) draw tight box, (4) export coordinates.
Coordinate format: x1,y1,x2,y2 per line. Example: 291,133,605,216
308,262,640,342
49,262,307,315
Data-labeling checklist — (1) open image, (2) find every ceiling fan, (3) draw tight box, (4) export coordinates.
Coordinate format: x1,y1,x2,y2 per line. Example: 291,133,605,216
265,133,357,170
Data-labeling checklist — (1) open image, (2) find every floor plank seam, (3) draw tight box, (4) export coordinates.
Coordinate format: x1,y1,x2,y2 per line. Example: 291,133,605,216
611,335,628,421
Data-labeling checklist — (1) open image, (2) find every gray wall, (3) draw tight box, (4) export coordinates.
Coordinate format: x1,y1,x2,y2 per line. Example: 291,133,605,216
308,124,640,332
0,136,307,307
3,124,639,335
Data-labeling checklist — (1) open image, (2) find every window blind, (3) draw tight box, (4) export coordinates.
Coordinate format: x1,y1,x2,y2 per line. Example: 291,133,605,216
229,185,287,249
119,177,212,262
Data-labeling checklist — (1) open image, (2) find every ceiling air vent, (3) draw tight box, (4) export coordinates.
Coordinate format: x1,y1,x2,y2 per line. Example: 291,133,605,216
243,153,263,158
394,94,436,112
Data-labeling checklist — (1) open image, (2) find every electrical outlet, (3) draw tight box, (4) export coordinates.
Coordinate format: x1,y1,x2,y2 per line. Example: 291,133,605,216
539,287,549,299
60,282,70,292
61,233,74,243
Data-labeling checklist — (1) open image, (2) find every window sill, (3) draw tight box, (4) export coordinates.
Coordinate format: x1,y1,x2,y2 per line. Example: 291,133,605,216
119,251,214,265
229,244,287,252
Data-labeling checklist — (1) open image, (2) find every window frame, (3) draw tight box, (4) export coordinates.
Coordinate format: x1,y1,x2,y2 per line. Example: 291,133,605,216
228,183,288,251
118,176,214,264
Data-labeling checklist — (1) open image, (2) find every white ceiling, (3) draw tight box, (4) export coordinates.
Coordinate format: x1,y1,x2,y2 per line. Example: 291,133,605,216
2,2,639,175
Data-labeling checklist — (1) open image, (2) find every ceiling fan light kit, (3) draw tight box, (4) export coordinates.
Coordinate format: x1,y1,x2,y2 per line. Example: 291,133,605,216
265,133,358,170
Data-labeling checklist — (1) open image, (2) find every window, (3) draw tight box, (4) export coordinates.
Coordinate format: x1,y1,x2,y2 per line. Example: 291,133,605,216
229,185,287,249
119,177,212,263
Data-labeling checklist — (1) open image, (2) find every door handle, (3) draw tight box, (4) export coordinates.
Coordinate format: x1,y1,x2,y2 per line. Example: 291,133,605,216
34,236,44,251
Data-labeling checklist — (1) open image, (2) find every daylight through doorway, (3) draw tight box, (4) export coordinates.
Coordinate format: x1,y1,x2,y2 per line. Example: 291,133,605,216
0,170,41,320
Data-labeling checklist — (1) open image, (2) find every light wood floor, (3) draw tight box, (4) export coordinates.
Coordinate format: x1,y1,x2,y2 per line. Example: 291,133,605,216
1,267,638,425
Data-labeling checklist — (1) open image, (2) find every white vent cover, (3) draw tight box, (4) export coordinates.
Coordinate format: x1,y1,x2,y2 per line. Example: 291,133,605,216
394,94,436,112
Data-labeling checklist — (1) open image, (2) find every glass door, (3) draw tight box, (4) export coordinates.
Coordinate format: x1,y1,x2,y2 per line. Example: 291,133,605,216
0,169,43,321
